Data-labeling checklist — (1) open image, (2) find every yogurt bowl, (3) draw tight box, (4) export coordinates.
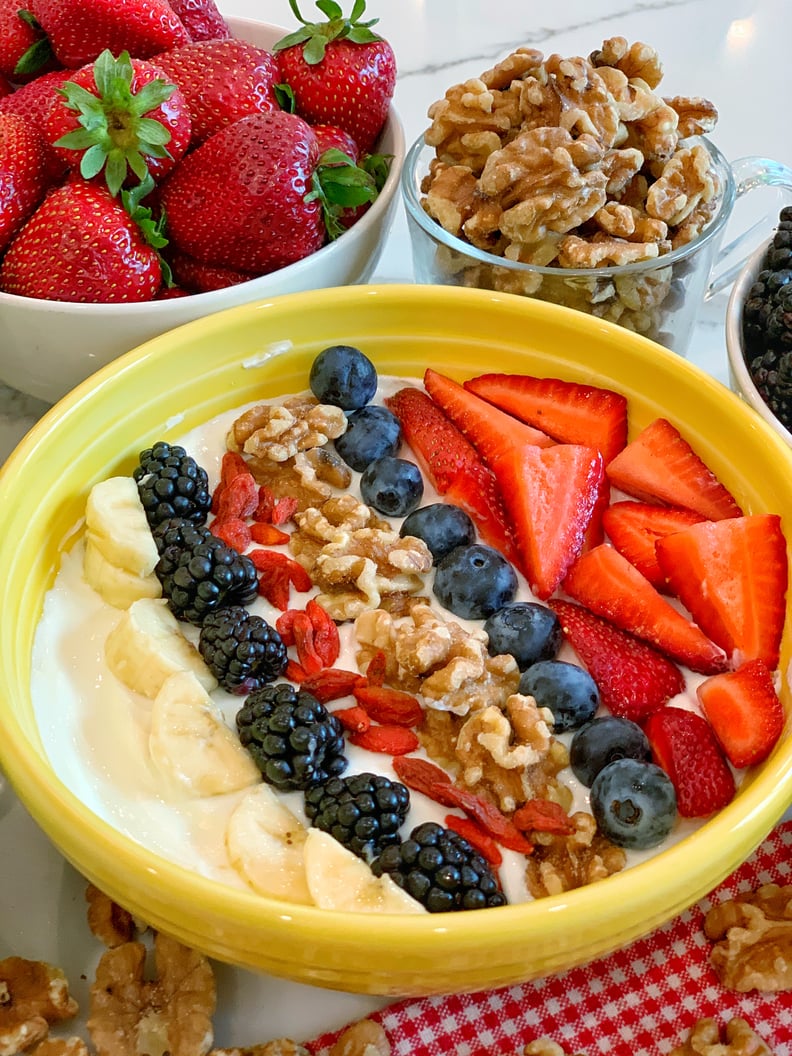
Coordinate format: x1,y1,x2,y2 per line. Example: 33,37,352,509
0,284,791,996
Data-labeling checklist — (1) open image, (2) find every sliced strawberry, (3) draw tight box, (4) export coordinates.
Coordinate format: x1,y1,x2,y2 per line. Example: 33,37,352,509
562,544,727,675
423,368,553,466
581,468,610,552
385,386,520,568
464,372,628,465
644,706,736,817
656,514,788,669
602,501,707,590
606,417,742,520
696,659,785,769
494,443,604,599
548,598,685,721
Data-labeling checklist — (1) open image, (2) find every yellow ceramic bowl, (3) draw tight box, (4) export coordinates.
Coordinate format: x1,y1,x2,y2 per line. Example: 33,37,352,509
1,285,791,996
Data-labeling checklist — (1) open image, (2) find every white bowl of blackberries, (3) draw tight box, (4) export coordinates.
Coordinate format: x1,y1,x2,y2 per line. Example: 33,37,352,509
727,205,792,444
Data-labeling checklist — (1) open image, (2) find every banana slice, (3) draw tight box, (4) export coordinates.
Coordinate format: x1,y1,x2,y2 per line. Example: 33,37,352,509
303,829,427,914
83,536,162,609
149,670,259,797
225,784,313,904
85,475,159,576
105,597,216,699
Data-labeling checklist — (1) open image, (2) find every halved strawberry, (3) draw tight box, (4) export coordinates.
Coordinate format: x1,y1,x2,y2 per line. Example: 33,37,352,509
602,501,707,590
494,443,604,599
385,386,520,568
562,544,727,675
606,417,742,520
655,514,788,669
696,659,785,768
644,706,736,817
423,368,553,466
464,372,628,465
548,598,685,721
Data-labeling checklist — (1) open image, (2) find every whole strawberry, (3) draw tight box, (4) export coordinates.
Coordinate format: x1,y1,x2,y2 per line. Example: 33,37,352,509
0,112,58,252
0,177,164,302
167,0,230,42
26,0,190,69
152,38,281,145
45,49,191,194
274,0,396,154
0,69,74,134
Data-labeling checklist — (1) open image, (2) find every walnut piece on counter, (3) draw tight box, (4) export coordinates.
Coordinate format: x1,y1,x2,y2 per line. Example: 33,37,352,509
87,933,216,1056
211,1042,309,1056
0,958,78,1056
524,812,626,898
328,1020,390,1056
523,1041,588,1056
669,1017,777,1056
227,396,346,463
703,884,792,992
85,884,138,948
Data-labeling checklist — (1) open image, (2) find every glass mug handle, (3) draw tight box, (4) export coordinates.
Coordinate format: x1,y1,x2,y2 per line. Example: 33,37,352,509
705,155,792,299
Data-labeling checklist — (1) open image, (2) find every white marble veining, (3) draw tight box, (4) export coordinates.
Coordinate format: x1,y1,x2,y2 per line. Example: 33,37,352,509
1,0,791,1043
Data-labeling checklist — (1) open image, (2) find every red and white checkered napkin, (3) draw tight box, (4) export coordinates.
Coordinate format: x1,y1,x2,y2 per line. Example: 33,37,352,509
307,821,792,1056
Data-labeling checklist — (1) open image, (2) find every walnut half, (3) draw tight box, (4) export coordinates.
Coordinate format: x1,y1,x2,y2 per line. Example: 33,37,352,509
704,884,792,992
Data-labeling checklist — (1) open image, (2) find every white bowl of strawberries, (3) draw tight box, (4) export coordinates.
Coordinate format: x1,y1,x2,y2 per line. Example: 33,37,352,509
0,1,404,404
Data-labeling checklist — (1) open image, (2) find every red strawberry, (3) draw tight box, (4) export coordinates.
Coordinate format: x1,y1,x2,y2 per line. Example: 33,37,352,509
274,0,396,154
655,513,788,669
464,372,628,465
0,178,163,301
606,417,742,520
563,544,728,675
494,443,604,600
311,122,359,161
644,706,736,817
548,598,685,721
168,251,256,293
0,68,73,134
46,50,191,194
0,73,12,97
602,501,707,590
581,470,609,552
27,0,189,69
166,0,230,42
423,368,554,466
152,38,281,146
0,1,59,82
696,659,784,769
385,385,521,568
0,112,58,253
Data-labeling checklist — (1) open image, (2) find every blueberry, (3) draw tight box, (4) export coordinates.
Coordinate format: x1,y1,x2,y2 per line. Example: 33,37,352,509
484,602,562,670
433,543,518,620
400,503,476,564
570,716,652,787
309,345,377,410
518,660,599,732
334,405,402,471
590,758,677,850
360,456,424,517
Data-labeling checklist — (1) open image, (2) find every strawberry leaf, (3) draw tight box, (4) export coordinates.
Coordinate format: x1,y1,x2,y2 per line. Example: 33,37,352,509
274,82,296,112
273,0,382,62
121,173,173,285
307,147,380,239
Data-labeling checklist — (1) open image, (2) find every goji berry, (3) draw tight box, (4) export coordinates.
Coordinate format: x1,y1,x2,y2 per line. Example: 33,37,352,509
392,756,452,798
353,684,423,727
300,668,364,704
428,784,534,855
365,649,387,686
513,799,576,836
215,470,258,521
348,725,420,756
209,517,251,553
251,551,311,610
250,522,290,545
444,814,503,867
333,705,371,734
292,612,323,676
275,608,299,645
212,451,249,513
286,558,312,592
306,598,340,668
272,496,298,525
285,659,308,683
253,485,276,523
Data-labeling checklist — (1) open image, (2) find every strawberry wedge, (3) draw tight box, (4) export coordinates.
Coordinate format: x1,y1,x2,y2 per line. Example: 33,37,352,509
495,443,604,599
385,386,521,569
644,707,735,817
655,513,788,669
562,544,728,674
548,598,685,721
696,659,785,768
464,372,628,465
606,417,742,520
602,501,707,591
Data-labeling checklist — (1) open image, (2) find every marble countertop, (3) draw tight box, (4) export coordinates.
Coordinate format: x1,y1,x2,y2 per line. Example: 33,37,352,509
1,0,791,1045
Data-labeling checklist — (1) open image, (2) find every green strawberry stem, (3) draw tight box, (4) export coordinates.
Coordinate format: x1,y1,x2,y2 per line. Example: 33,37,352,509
121,172,173,287
306,147,386,240
13,10,55,77
273,0,382,64
54,49,176,197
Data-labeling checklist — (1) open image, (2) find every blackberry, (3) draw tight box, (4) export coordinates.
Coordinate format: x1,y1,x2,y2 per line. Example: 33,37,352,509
133,441,212,528
155,531,258,626
198,606,287,693
236,683,348,792
304,773,410,862
151,517,211,555
372,821,507,912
